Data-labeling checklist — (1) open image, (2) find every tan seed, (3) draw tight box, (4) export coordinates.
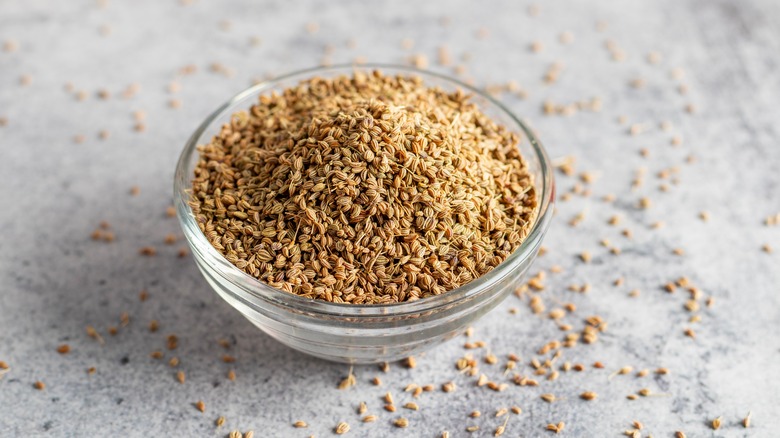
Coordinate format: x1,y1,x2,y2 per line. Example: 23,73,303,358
335,422,350,434
711,416,722,430
394,417,409,428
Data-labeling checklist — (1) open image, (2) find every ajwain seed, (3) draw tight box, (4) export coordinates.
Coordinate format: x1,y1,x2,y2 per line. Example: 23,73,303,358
335,422,350,434
711,416,722,430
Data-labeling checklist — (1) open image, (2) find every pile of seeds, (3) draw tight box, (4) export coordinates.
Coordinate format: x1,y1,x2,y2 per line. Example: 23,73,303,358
190,70,537,303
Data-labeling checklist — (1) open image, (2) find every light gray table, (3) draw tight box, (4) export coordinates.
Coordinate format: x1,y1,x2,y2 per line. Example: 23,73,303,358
1,0,779,436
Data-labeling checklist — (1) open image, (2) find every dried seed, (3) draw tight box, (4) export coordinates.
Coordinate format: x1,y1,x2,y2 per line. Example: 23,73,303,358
215,416,225,427
675,432,685,438
338,366,356,390
540,393,556,403
743,411,751,428
546,422,564,433
442,382,456,393
227,370,236,381
362,415,377,423
334,422,350,434
403,402,419,411
393,417,409,428
711,416,722,430
293,421,307,428
580,391,597,400
33,381,45,390
57,344,71,354
176,370,185,384
194,400,205,412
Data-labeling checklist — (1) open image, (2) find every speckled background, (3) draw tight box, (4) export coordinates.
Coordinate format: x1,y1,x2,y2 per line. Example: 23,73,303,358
1,0,779,436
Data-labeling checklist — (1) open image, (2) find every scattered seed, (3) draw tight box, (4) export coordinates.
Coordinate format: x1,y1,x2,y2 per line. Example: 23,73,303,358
338,366,356,389
293,421,307,428
194,400,205,412
546,422,564,434
393,417,409,428
580,391,597,400
335,422,350,434
711,416,722,430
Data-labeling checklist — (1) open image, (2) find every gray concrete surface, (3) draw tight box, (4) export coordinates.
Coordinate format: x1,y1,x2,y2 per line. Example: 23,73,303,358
1,0,779,436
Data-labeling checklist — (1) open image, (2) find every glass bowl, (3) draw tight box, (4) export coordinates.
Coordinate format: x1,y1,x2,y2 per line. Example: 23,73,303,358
174,64,555,364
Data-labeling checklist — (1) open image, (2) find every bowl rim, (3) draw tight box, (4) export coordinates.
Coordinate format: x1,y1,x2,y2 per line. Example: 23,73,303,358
174,63,555,317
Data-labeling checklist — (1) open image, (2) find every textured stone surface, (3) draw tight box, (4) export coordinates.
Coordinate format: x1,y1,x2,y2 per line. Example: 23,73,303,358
1,0,779,436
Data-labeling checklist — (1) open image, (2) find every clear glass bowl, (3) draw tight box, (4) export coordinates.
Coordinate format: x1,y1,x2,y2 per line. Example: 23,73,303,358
174,64,555,364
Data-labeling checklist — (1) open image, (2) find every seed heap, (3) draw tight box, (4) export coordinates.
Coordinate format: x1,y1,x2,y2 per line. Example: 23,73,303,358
190,70,537,303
